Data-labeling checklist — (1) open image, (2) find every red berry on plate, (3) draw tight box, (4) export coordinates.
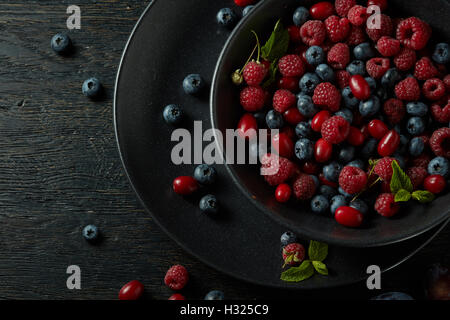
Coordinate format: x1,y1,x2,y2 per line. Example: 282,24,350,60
278,54,305,77
164,265,189,291
310,2,335,20
273,89,296,113
243,61,268,86
431,103,450,123
168,293,186,300
407,166,428,190
375,193,400,217
366,14,393,42
261,153,296,186
272,132,294,159
424,175,447,194
376,36,401,57
283,107,305,125
327,43,350,69
325,15,350,42
339,166,368,194
302,161,320,175
314,138,333,163
173,176,199,195
300,20,327,46
234,0,256,7
429,127,450,158
383,98,405,124
336,70,351,89
347,126,366,146
378,130,400,157
396,17,431,51
237,113,258,140
393,47,417,71
349,75,371,100
282,243,306,266
277,76,300,92
321,115,350,144
119,280,144,300
313,82,341,112
335,206,364,227
293,174,317,200
395,77,421,102
423,78,446,101
346,25,367,46
287,25,302,43
335,0,356,17
367,0,388,11
366,57,390,79
347,5,368,26
374,157,395,181
368,119,389,139
240,86,265,111
414,57,439,81
311,110,331,132
319,173,338,188
275,183,292,203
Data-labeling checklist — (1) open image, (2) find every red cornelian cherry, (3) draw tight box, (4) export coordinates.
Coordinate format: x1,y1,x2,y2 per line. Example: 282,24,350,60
368,119,389,139
281,126,296,140
315,138,333,163
173,176,199,195
347,126,366,146
272,132,294,158
278,76,300,92
168,293,186,300
310,1,335,20
424,175,447,194
275,183,292,203
302,161,320,174
349,75,371,100
287,25,302,43
311,110,331,132
319,173,338,188
284,107,305,125
335,206,364,228
237,113,258,140
119,280,144,300
377,130,400,157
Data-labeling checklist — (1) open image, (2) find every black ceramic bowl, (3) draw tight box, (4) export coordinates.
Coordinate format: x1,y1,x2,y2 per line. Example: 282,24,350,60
211,0,450,247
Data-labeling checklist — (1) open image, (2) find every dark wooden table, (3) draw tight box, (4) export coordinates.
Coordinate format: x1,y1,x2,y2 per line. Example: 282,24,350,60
0,0,447,300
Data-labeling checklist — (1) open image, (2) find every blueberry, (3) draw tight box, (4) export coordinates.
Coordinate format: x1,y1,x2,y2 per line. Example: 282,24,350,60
249,140,269,159
323,161,342,182
82,78,102,98
194,164,217,185
310,174,320,188
381,68,402,90
350,199,369,215
299,73,321,95
338,187,353,199
375,86,388,101
359,96,380,117
242,5,254,16
315,64,335,82
320,185,338,200
216,8,238,28
353,43,376,61
372,292,414,300
199,194,219,214
432,43,449,64
311,195,330,213
280,231,298,247
393,153,406,169
293,6,310,26
266,110,284,129
342,86,359,109
295,138,314,161
163,104,184,125
406,102,428,117
398,134,410,154
306,46,325,66
347,159,365,170
346,60,366,76
406,117,425,136
51,33,71,54
409,137,425,157
183,74,205,95
254,111,267,128
82,224,99,242
330,195,347,215
297,94,318,118
365,77,377,94
428,157,449,177
361,138,377,158
338,145,355,163
335,108,353,124
295,121,312,138
205,290,225,300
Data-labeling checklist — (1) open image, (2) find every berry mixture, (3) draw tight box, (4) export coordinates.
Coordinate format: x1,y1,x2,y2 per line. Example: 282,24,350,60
231,1,449,228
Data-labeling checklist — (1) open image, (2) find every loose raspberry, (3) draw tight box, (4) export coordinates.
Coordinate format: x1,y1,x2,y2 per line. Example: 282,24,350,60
411,153,431,169
164,265,189,291
414,57,439,81
395,77,421,101
327,43,350,69
336,70,351,89
287,25,302,43
375,193,400,217
443,74,450,92
325,15,350,42
431,103,450,123
347,5,368,26
407,166,428,190
368,0,388,11
313,82,341,112
320,39,334,53
383,98,405,124
346,25,366,46
396,17,431,50
282,243,306,266
374,157,395,181
423,78,446,101
339,166,368,194
261,153,296,186
321,116,350,144
335,0,356,17
366,57,390,79
240,86,265,111
376,36,401,57
394,47,417,71
273,89,296,113
278,54,305,77
300,20,327,46
366,14,393,42
293,174,317,200
430,127,450,158
242,61,268,86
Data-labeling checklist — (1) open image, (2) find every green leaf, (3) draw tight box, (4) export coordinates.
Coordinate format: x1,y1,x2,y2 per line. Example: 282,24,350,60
308,240,328,262
412,190,435,203
261,20,289,62
262,60,278,88
312,261,329,275
390,160,413,194
394,189,411,202
280,260,315,282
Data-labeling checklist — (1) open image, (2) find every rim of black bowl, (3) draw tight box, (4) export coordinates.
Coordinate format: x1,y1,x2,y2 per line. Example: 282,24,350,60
210,0,450,248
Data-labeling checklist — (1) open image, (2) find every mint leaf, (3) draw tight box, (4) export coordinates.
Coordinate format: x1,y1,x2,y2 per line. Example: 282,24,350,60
394,189,411,202
412,190,435,203
390,160,413,194
308,240,328,262
262,60,278,88
261,20,289,62
312,261,328,275
280,260,315,282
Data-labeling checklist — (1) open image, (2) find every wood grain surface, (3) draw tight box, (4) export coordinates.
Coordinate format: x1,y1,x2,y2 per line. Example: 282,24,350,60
0,0,447,300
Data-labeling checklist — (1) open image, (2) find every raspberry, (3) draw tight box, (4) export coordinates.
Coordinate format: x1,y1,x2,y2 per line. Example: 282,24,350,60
431,103,450,123
287,25,302,43
336,70,351,89
443,74,450,92
335,0,356,17
325,15,350,42
414,57,439,81
396,17,431,50
395,77,421,101
366,14,393,42
300,20,327,46
368,0,388,11
375,193,400,217
242,61,268,86
293,174,317,200
383,98,405,124
376,36,401,57
164,265,189,290
366,57,390,79
273,89,296,113
423,78,446,101
374,157,395,181
346,25,366,46
240,86,265,111
327,43,350,69
261,153,296,186
411,153,431,169
430,127,450,158
339,166,368,194
407,166,428,190
394,47,417,71
321,116,350,144
282,243,306,266
313,82,341,112
278,54,305,77
234,0,256,7
348,5,368,26
320,39,334,53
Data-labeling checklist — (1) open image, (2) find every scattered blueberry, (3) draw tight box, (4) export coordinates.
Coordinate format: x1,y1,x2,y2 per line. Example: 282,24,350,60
295,138,314,161
199,194,219,214
280,231,299,247
295,121,312,138
51,33,71,54
163,104,184,125
183,74,205,95
297,94,318,118
216,8,238,28
293,6,310,26
338,186,353,199
365,77,377,94
205,290,225,300
311,195,330,213
253,111,267,128
194,164,217,185
346,60,366,76
342,86,359,109
347,159,365,170
428,157,449,177
266,110,284,129
330,195,347,215
350,199,369,215
335,108,353,124
82,78,102,98
299,73,320,95
315,64,335,82
310,174,320,188
371,292,414,300
381,68,402,90
242,5,254,16
432,43,449,64
338,145,355,163
409,137,425,157
320,185,338,200
393,153,406,169
406,117,425,136
323,161,342,182
82,224,99,242
361,138,378,158
353,43,376,61
306,46,325,66
359,95,380,117
398,134,410,154
406,102,428,117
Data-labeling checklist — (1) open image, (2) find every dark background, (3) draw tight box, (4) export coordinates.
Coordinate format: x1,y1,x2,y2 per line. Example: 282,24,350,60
0,0,447,300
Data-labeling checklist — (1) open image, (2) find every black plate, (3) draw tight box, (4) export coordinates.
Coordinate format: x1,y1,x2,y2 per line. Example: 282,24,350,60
211,0,450,247
114,0,449,289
